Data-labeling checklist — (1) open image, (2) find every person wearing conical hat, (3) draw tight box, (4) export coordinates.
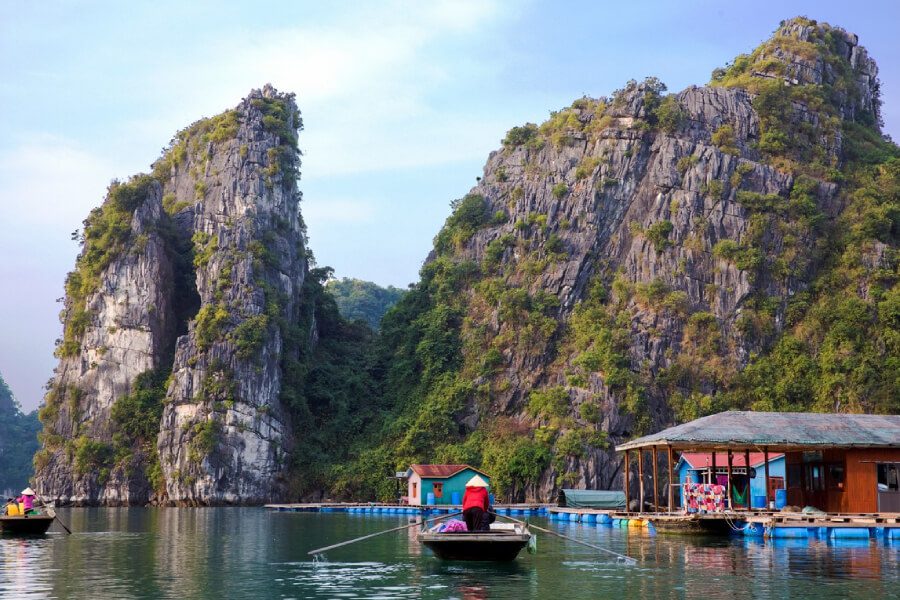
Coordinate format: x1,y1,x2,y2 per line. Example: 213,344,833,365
16,488,35,514
462,474,494,532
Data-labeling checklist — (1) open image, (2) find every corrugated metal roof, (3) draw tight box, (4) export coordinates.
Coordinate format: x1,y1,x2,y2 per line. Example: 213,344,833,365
678,452,783,469
616,411,900,451
407,464,489,479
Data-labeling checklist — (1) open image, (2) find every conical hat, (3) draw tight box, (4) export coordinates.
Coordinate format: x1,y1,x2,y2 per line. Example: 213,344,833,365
21,488,35,496
465,475,489,488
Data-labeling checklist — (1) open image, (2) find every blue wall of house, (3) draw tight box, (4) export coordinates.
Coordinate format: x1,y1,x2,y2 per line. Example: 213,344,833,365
678,456,786,502
420,469,488,505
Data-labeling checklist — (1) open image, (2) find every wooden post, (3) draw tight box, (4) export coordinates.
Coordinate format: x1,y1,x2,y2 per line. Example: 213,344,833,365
764,446,771,510
744,449,751,509
667,445,675,513
637,450,644,513
652,446,659,513
726,450,733,509
711,451,717,486
624,450,630,513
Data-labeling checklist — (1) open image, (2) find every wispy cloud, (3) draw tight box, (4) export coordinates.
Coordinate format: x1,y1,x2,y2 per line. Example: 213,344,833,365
118,0,508,178
0,134,115,234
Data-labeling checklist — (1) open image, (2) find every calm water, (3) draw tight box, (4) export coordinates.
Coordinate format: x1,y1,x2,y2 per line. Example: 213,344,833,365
1,509,898,599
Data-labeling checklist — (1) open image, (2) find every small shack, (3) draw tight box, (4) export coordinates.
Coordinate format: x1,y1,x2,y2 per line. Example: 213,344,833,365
405,464,490,506
615,411,900,514
557,489,626,509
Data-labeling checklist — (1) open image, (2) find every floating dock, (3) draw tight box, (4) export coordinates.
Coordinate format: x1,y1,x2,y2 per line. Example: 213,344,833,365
545,507,900,541
267,503,900,542
265,503,549,516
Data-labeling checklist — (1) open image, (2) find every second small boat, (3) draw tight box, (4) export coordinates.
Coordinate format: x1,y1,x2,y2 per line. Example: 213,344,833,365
0,512,55,535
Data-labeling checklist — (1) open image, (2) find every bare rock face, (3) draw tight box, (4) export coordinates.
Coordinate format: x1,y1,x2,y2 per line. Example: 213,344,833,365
35,85,308,505
34,182,177,505
157,86,306,505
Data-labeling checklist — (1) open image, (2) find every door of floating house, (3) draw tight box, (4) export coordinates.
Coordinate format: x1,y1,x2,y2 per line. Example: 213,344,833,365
405,465,491,505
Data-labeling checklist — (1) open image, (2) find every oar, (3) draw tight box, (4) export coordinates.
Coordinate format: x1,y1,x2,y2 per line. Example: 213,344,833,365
491,512,637,565
46,508,72,535
306,510,463,556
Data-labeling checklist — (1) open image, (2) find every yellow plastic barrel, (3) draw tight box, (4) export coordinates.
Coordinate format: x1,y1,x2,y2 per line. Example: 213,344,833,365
628,518,648,528
7,503,20,516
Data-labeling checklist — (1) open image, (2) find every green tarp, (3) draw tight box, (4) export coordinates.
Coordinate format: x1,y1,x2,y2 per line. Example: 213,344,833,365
558,489,626,509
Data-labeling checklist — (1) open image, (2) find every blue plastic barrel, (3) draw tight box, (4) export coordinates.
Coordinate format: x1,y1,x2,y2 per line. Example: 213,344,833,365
771,527,811,539
489,494,495,504
751,495,767,509
774,489,787,510
585,513,597,524
830,527,870,539
598,514,612,525
451,492,461,505
568,512,580,522
426,492,435,505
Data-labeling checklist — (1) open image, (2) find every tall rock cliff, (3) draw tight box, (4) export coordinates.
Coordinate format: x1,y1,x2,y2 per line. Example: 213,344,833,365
155,87,307,505
35,85,313,505
365,17,898,502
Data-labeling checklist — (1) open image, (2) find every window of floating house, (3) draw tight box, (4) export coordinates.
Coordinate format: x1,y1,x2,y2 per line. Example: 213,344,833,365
433,482,443,498
801,463,825,492
827,464,845,490
877,463,899,491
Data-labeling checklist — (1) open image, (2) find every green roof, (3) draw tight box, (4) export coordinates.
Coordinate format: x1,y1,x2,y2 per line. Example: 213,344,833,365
616,411,900,452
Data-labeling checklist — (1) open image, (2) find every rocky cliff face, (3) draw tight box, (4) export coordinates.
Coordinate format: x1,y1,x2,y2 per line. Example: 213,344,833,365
156,87,306,505
35,85,309,505
34,180,179,505
373,18,896,502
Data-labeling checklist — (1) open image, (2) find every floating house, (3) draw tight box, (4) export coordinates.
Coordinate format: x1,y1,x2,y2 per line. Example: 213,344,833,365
616,411,900,514
405,464,490,506
675,452,785,508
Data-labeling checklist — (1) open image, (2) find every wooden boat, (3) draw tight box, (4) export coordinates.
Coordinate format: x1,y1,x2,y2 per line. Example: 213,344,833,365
419,522,533,561
0,509,56,535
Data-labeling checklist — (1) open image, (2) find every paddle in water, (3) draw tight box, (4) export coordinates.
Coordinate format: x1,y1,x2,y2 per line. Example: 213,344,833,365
46,508,72,535
306,510,463,556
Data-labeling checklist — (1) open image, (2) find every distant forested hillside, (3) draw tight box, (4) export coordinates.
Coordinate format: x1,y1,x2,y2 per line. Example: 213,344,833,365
0,372,40,495
325,278,406,329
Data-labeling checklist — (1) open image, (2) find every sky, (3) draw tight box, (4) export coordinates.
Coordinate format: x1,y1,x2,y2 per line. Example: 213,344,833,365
1,0,899,411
